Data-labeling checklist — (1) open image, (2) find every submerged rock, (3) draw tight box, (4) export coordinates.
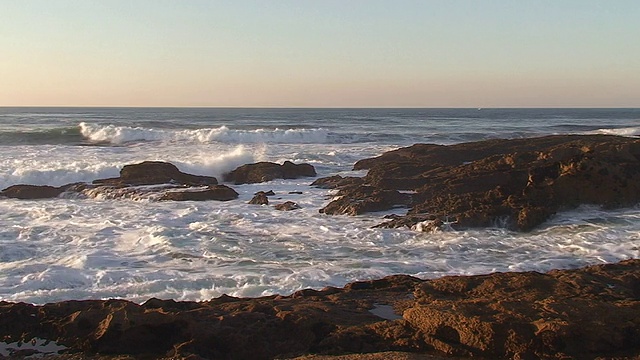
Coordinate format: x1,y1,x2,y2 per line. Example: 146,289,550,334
274,201,301,211
224,161,317,184
248,191,270,205
0,260,638,359
321,135,640,231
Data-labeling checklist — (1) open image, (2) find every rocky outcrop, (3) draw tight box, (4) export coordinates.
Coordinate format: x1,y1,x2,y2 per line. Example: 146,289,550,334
93,161,218,187
224,161,317,184
0,260,638,359
321,135,640,231
0,161,230,202
0,184,67,199
159,185,239,201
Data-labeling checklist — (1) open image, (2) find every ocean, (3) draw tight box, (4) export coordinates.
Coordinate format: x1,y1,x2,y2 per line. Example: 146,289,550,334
0,107,639,304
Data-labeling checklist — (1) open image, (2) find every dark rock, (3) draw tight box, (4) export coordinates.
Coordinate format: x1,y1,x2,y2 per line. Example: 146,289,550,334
159,185,238,201
0,184,66,199
255,190,275,196
248,191,269,205
322,135,640,231
94,161,218,186
0,260,638,359
223,161,316,184
311,175,364,189
289,191,303,194
1,162,228,203
274,201,301,211
320,186,412,215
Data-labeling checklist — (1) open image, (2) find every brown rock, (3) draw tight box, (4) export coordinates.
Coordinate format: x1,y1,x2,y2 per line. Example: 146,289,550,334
274,201,301,211
249,191,269,205
159,185,238,201
320,186,412,215
323,135,640,231
0,184,66,199
311,175,365,189
0,260,638,359
224,161,316,184
94,161,218,186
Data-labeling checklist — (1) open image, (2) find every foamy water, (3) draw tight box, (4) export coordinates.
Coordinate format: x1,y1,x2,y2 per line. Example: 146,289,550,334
1,108,639,304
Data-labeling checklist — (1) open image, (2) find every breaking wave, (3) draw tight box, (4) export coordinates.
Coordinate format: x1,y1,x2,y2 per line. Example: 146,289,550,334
79,123,331,145
0,146,258,190
588,126,640,137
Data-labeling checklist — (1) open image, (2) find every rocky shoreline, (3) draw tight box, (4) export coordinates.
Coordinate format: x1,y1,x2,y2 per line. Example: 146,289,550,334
0,260,638,359
1,134,640,359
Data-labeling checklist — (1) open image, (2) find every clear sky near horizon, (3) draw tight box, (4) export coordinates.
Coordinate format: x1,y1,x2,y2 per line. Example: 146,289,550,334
1,0,639,107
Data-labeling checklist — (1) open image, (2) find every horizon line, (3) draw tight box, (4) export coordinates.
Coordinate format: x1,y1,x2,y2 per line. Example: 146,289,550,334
1,105,639,110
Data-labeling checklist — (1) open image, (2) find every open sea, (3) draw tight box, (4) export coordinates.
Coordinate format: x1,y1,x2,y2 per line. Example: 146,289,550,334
0,107,639,304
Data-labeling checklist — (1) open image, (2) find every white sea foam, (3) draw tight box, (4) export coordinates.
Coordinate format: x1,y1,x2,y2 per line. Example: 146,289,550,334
79,122,330,144
0,145,259,189
1,162,121,189
1,108,639,305
589,126,640,137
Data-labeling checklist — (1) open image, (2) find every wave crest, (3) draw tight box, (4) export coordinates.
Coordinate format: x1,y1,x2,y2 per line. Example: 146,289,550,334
79,123,329,144
589,126,640,137
0,146,258,190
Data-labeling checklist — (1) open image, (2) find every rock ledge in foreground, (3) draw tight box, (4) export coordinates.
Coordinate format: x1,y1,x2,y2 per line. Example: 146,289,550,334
0,259,638,359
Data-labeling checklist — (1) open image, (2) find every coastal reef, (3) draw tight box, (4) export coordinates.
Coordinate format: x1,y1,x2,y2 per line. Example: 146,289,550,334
318,134,640,231
0,260,638,359
0,161,316,202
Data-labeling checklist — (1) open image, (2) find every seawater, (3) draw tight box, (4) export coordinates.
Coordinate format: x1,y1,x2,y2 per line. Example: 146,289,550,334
0,108,639,304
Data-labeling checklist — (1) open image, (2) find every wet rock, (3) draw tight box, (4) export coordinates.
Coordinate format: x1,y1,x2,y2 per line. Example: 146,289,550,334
320,186,412,215
1,162,229,203
322,135,640,231
248,191,269,205
224,161,316,184
159,185,239,201
311,175,364,189
0,260,637,359
0,184,66,199
94,161,218,187
274,201,301,211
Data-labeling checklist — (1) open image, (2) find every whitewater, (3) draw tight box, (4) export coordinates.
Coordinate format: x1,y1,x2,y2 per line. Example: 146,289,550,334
0,107,639,304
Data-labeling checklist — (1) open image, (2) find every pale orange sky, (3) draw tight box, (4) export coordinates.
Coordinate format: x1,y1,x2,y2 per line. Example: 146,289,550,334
1,1,639,107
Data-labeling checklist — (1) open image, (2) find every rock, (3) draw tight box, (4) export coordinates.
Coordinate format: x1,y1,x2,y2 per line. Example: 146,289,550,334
311,175,364,189
248,191,269,205
224,161,317,184
320,186,412,215
255,190,275,196
94,161,218,186
1,162,228,203
0,184,66,199
0,260,638,359
159,185,239,201
274,201,301,211
322,135,640,231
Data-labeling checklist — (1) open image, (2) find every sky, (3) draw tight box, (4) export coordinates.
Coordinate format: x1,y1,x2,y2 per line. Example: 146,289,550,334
1,0,639,107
